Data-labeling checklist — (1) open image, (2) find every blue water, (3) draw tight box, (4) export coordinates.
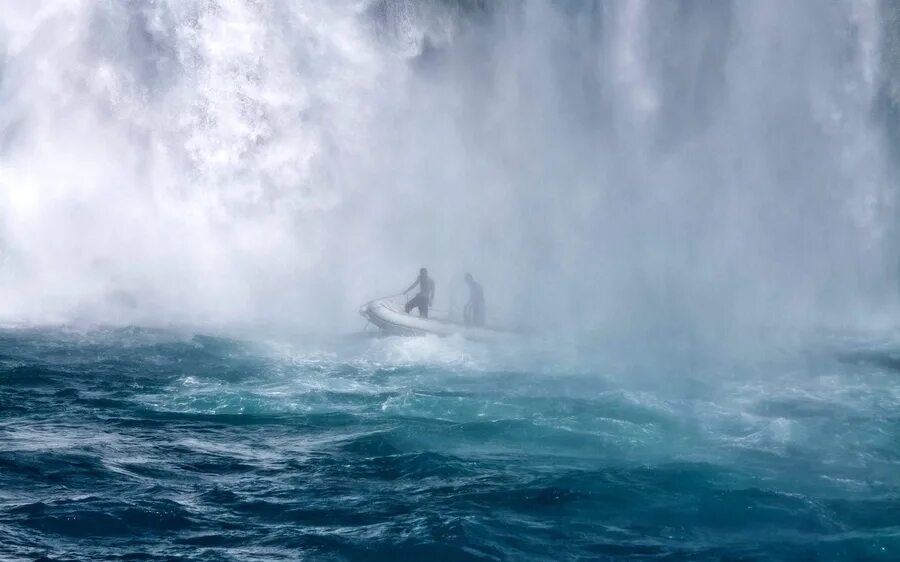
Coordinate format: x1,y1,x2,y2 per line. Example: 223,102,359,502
1,327,899,561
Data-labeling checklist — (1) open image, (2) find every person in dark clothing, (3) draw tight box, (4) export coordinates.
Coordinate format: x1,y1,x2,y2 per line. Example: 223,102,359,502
404,267,435,318
463,272,485,327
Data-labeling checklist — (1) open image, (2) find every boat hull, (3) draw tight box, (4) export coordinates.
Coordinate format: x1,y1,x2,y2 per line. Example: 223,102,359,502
359,298,514,342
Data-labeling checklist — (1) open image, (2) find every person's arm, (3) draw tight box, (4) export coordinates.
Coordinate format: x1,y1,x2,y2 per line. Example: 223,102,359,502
404,278,420,294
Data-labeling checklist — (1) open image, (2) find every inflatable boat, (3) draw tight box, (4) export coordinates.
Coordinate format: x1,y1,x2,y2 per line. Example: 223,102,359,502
359,296,516,342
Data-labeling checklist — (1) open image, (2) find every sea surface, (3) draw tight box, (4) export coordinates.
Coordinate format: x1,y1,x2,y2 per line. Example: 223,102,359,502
1,326,899,561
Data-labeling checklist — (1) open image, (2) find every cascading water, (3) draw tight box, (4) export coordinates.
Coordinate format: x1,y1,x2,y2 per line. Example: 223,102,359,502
2,2,900,560
1,0,896,334
0,0,388,327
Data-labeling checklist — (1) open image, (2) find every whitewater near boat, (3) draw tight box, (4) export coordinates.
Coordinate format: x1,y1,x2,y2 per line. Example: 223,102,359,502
359,296,517,342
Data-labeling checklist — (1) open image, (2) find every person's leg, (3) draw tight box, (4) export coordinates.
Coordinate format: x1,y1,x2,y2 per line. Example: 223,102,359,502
405,295,422,314
421,302,428,319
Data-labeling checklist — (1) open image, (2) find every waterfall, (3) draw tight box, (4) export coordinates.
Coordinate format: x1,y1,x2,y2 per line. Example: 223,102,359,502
0,1,894,335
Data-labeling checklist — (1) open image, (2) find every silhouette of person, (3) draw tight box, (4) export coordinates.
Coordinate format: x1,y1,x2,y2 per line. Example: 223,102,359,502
463,272,485,327
404,267,435,318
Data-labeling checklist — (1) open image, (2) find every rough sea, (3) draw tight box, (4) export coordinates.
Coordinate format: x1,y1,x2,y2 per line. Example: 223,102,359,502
1,326,898,561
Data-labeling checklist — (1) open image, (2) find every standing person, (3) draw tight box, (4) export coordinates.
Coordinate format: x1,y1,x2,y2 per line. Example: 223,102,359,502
463,273,485,327
404,267,435,318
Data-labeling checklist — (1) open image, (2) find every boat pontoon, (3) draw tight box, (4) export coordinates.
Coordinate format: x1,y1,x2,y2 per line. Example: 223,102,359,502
359,296,516,342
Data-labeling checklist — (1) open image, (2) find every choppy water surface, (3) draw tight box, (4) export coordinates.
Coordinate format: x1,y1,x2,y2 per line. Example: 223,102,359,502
1,327,899,561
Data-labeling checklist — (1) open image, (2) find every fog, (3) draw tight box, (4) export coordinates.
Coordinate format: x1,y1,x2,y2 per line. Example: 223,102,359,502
0,0,897,340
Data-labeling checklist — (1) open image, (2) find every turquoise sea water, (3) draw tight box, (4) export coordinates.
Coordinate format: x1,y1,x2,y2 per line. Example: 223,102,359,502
1,326,899,561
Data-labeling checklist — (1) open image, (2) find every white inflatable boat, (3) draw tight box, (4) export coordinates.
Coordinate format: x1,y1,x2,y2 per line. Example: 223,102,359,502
359,296,517,342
